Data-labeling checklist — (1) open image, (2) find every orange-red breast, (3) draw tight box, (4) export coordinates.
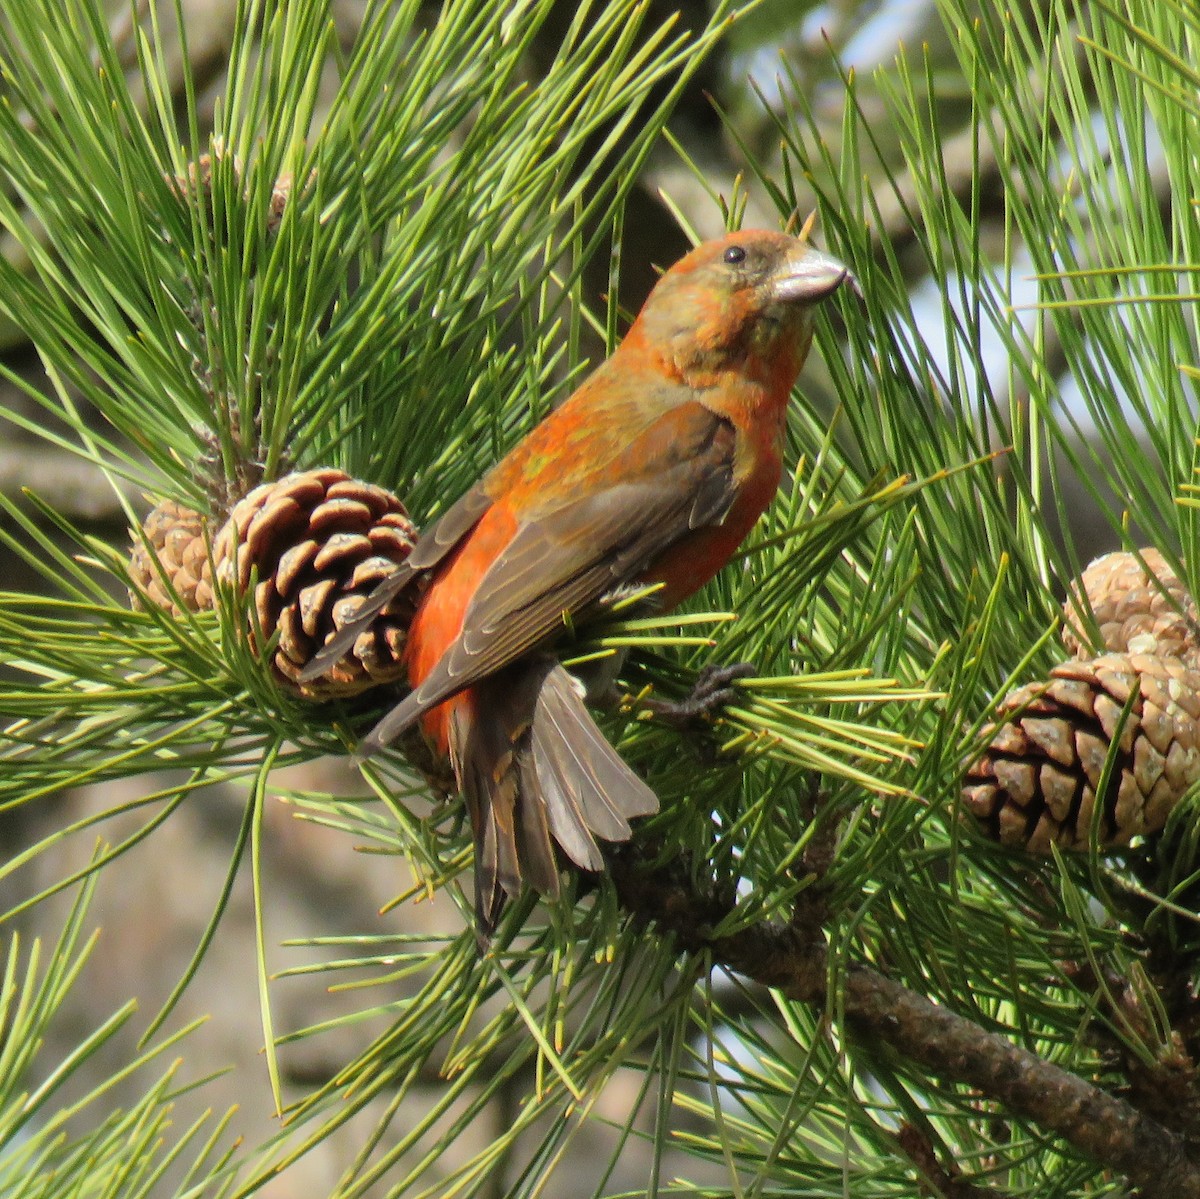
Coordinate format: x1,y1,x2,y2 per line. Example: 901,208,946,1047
304,230,850,931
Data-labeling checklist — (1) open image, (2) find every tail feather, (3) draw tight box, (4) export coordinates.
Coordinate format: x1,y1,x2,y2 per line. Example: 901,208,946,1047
531,665,659,841
528,717,605,872
450,700,522,934
516,751,561,897
447,657,658,936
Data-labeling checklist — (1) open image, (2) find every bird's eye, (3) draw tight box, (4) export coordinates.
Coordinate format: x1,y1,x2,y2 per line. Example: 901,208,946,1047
723,245,746,265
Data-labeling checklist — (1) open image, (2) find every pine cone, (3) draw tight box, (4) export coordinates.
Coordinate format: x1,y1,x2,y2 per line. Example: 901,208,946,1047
1062,549,1200,666
212,469,418,698
129,470,418,700
128,498,214,615
963,653,1200,851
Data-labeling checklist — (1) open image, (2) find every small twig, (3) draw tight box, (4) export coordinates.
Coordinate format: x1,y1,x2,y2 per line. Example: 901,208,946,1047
790,778,835,930
896,1122,1009,1199
609,853,1200,1199
1063,957,1200,1149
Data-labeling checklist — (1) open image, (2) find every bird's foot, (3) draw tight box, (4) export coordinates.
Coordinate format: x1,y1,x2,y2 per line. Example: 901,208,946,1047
639,662,756,728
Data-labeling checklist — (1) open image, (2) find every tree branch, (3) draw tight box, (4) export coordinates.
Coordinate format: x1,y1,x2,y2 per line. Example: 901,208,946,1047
610,852,1200,1199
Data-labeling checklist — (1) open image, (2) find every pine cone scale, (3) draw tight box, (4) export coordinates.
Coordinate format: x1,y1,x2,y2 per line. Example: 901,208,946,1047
1040,763,1076,820
368,522,418,555
299,579,337,637
1021,715,1075,766
1074,729,1109,786
990,724,1028,755
1167,675,1200,720
1044,676,1096,716
253,579,276,639
276,540,320,595
1133,734,1166,793
312,532,375,572
349,556,400,589
1165,739,1200,790
276,602,310,661
992,757,1037,805
1114,772,1144,836
244,496,308,570
1093,694,1135,749
310,497,374,535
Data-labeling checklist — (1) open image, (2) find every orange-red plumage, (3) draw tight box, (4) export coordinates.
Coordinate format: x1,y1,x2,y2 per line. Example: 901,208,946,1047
405,503,519,754
303,229,850,931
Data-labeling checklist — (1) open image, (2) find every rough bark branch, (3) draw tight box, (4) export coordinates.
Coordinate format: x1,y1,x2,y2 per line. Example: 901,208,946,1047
610,853,1200,1199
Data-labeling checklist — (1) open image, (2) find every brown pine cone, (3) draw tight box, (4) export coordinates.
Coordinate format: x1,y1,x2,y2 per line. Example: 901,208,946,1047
129,470,419,700
963,653,1200,852
212,469,418,699
128,498,214,615
1062,549,1199,667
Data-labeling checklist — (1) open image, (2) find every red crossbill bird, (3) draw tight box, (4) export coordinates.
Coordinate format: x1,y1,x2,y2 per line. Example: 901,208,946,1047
303,229,850,931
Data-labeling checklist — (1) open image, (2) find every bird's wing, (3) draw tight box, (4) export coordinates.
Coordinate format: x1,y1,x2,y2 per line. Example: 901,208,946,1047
359,402,737,754
298,482,493,683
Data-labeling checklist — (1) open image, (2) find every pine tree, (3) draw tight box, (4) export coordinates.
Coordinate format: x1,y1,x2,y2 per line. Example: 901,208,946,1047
2,1,1200,1196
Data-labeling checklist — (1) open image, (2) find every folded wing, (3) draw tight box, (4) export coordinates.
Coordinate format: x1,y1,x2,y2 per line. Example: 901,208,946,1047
360,402,738,755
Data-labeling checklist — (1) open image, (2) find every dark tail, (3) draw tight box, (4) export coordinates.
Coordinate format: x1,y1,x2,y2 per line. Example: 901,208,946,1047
448,657,658,935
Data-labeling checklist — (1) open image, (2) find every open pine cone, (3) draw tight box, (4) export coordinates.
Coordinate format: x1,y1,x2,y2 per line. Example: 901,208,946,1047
963,653,1200,851
129,469,418,699
965,548,1200,851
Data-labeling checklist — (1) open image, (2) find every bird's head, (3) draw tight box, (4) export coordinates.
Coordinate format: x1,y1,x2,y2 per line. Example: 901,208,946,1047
630,229,852,386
